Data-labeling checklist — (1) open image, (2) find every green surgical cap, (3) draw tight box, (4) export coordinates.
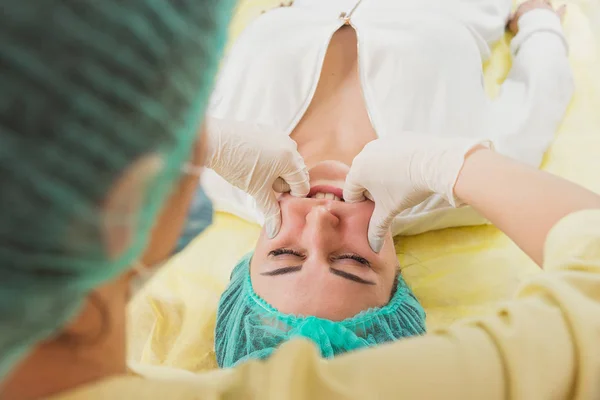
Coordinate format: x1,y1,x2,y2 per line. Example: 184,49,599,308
216,253,426,368
0,0,235,379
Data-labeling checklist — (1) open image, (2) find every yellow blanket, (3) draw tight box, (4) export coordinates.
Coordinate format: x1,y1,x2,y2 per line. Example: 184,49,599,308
127,0,600,373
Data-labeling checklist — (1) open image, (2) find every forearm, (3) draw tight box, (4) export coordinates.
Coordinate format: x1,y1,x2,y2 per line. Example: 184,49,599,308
454,149,600,266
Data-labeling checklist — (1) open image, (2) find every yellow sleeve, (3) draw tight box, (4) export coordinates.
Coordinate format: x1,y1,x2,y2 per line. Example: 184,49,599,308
49,211,600,400
222,210,600,400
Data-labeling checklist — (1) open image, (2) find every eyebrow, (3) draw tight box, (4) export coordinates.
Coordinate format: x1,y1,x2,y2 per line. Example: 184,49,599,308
260,266,302,276
261,266,376,285
329,268,376,285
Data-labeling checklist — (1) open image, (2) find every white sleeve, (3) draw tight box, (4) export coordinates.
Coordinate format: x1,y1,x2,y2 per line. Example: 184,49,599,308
456,0,512,59
201,168,263,225
485,9,574,167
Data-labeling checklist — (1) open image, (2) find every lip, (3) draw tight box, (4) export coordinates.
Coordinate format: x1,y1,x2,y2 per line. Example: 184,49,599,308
308,185,344,200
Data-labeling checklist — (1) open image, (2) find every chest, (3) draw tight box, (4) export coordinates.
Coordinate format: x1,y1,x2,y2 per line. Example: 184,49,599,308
289,26,376,166
208,3,483,136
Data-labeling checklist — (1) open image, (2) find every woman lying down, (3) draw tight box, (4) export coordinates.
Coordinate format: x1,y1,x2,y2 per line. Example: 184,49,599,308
201,0,573,367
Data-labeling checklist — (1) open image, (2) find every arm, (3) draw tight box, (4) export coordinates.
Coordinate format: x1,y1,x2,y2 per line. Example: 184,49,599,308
224,155,600,399
200,209,600,399
454,149,600,266
486,7,574,166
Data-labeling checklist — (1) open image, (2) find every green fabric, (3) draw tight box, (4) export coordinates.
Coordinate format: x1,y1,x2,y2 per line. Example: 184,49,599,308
0,0,235,379
216,253,427,368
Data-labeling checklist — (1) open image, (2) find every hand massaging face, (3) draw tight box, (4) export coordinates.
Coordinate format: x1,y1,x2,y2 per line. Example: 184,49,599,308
250,161,401,320
215,161,426,368
214,4,432,366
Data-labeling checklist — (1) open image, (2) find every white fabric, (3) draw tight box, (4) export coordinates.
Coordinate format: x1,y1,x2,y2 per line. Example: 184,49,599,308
202,0,573,235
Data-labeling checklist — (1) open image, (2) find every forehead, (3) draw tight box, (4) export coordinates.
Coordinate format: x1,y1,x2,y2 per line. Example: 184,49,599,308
256,278,384,320
249,262,390,321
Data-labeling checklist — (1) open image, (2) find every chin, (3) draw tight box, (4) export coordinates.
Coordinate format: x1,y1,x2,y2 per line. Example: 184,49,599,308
308,160,350,190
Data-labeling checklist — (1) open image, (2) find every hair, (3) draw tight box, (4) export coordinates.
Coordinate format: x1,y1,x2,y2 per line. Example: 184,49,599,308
391,270,401,299
0,0,235,380
215,254,426,367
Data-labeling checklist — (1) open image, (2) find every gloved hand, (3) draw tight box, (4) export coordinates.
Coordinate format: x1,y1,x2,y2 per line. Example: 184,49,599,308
343,133,490,252
203,117,310,238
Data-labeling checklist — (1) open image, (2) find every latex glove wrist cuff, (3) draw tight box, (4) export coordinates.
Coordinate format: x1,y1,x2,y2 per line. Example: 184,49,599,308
423,139,493,208
444,140,494,207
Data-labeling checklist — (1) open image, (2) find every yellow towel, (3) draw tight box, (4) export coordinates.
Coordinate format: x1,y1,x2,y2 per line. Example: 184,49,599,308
127,0,600,373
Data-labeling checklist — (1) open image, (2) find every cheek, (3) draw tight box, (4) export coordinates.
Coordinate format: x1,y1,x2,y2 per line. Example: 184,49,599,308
339,211,398,288
341,201,375,230
337,207,373,246
255,204,304,250
274,200,308,235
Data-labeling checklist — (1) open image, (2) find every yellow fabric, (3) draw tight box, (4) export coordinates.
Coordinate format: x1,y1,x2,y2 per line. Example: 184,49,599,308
54,209,600,399
127,0,600,373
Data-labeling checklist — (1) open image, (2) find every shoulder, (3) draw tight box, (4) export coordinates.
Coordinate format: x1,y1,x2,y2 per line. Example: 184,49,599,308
47,370,237,400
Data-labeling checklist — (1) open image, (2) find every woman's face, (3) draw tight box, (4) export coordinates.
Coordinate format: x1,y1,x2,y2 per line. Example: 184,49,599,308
251,161,399,321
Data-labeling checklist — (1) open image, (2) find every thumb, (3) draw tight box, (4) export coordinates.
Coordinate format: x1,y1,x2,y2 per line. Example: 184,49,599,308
343,174,368,203
276,167,310,197
367,203,395,253
256,191,283,239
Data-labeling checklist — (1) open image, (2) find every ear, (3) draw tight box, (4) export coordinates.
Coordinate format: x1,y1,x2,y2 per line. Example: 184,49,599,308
101,154,164,260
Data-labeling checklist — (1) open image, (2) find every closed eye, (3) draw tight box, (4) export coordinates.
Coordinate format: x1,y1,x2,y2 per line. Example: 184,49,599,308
268,248,304,258
334,253,371,268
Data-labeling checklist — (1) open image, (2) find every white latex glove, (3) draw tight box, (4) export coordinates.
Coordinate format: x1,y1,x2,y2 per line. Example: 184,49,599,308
343,133,491,252
203,117,310,238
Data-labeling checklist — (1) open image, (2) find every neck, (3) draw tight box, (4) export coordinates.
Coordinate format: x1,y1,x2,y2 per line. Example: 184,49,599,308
1,282,129,400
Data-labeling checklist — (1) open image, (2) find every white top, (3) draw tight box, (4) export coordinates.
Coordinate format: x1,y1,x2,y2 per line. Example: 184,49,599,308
202,0,573,235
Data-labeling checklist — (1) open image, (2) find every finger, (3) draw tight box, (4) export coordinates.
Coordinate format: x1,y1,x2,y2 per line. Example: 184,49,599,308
507,14,519,34
342,167,368,203
278,167,310,197
367,204,394,253
343,178,368,203
557,4,567,20
264,212,282,240
272,177,290,193
256,192,283,239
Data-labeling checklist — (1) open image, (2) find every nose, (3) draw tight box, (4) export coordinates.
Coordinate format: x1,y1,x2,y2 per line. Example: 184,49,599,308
303,205,340,247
